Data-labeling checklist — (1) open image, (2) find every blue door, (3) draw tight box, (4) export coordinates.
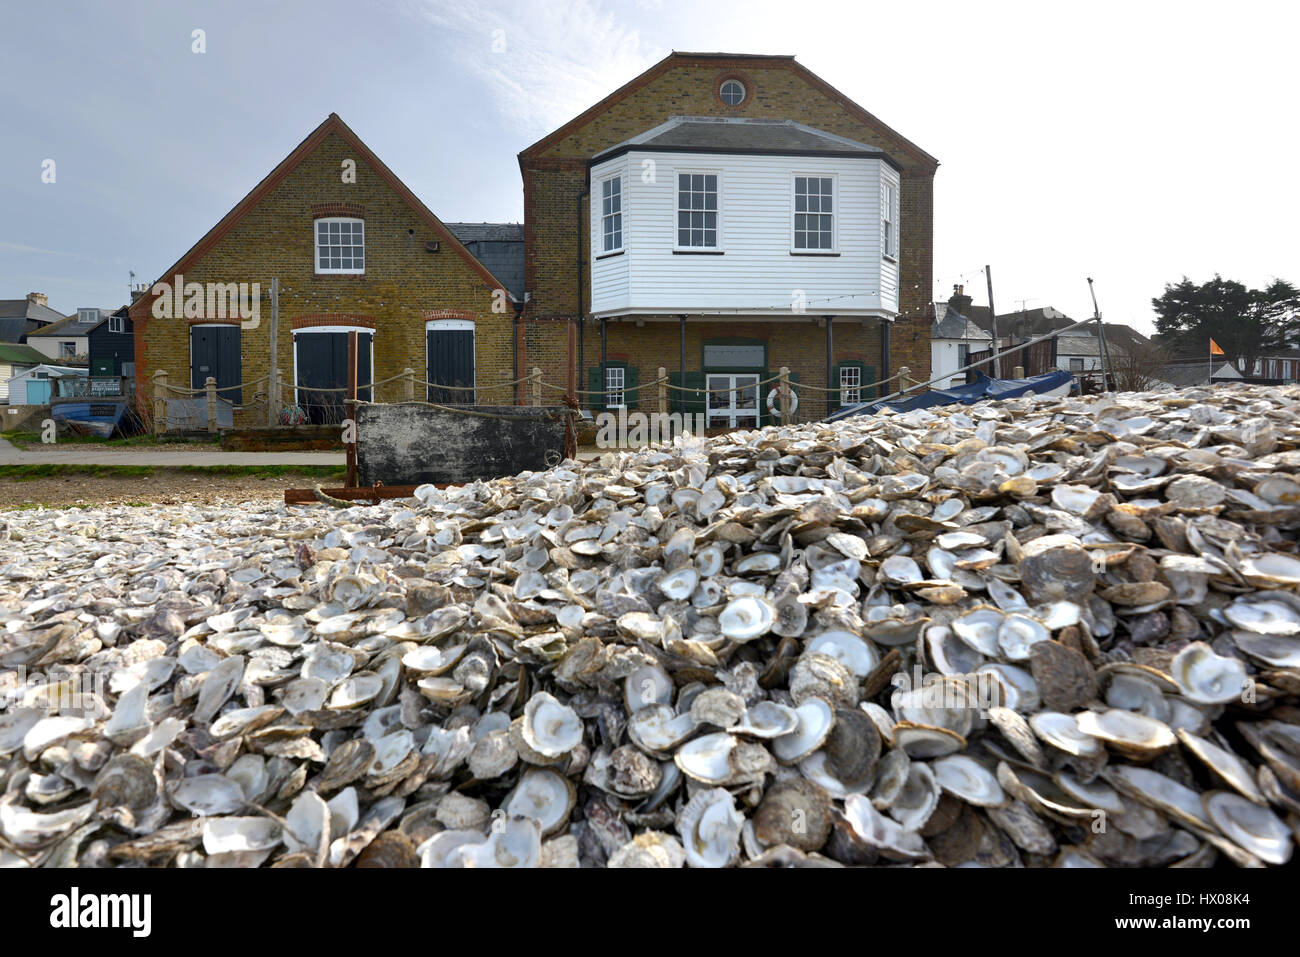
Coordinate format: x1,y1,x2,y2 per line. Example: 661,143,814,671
26,379,51,404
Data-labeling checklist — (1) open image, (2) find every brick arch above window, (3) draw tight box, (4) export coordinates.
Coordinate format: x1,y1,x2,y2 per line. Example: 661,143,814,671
714,71,754,110
311,202,365,219
292,314,375,330
423,309,477,322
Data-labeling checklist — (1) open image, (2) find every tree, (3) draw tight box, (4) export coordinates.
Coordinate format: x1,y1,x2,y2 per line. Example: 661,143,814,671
1152,275,1300,375
1109,338,1167,393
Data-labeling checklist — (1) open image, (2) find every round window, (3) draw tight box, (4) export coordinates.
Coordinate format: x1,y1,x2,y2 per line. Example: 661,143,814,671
719,79,746,106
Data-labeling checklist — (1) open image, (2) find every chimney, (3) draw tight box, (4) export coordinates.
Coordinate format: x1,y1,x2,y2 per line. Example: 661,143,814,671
949,284,973,317
26,292,47,307
129,283,149,304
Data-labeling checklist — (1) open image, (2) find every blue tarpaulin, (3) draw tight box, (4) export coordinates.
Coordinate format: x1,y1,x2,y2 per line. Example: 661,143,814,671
826,369,1075,421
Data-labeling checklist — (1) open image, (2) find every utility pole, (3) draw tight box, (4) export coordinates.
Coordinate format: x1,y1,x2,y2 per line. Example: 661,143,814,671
985,265,1000,377
267,277,279,425
1087,277,1114,393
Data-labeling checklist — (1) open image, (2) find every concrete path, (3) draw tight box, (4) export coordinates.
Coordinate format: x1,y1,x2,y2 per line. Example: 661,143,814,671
0,437,346,467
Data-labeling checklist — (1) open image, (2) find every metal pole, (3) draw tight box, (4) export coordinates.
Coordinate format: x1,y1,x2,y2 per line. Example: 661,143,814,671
346,330,358,488
267,277,278,426
825,315,834,418
985,265,1000,378
1087,277,1114,393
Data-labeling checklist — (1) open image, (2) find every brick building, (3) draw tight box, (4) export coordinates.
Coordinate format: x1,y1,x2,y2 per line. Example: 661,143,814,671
518,52,937,424
129,113,515,428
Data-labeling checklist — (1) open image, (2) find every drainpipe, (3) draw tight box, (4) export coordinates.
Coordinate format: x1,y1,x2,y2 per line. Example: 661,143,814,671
578,177,589,405
880,317,891,399
600,317,608,408
512,300,522,396
825,315,834,418
680,315,687,417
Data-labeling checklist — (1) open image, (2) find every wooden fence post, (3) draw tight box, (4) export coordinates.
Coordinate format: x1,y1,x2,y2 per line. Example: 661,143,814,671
779,366,791,425
152,370,167,435
1013,365,1024,379
657,367,667,415
205,376,218,432
403,368,415,402
898,366,913,393
272,369,283,421
532,366,542,407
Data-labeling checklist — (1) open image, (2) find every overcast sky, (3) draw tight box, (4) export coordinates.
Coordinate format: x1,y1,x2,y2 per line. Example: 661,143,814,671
2,0,1296,333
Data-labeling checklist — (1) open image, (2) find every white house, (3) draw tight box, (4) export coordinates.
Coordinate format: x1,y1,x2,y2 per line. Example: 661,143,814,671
7,364,85,405
588,117,900,320
25,308,106,364
0,343,47,404
931,302,992,388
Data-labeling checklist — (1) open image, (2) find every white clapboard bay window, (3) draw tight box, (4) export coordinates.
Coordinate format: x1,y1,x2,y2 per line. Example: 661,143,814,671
605,366,625,408
793,175,835,251
839,365,861,405
882,183,897,260
315,217,365,274
676,172,720,249
601,176,623,252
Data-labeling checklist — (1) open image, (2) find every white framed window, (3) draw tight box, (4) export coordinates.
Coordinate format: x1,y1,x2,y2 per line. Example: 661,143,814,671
59,341,76,359
793,175,835,251
719,79,746,106
676,171,720,249
77,308,98,324
601,176,623,253
109,315,123,334
605,366,625,408
839,366,861,405
883,182,898,260
1069,358,1084,373
315,217,365,274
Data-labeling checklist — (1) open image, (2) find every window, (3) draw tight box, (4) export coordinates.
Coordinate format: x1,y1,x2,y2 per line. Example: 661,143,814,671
1069,358,1084,373
605,366,625,408
839,365,861,405
794,176,835,250
883,183,897,259
109,315,123,334
59,341,76,359
677,173,719,248
601,176,623,252
719,79,746,105
957,344,970,369
315,217,365,274
77,309,98,325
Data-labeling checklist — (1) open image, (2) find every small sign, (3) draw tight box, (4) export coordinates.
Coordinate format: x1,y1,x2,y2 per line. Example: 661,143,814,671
704,344,764,368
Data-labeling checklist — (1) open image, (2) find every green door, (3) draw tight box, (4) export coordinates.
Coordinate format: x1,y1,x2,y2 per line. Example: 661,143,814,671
92,358,114,377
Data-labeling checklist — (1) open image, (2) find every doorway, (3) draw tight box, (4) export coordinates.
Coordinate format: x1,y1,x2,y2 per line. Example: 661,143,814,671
426,319,474,404
293,328,373,425
706,373,760,428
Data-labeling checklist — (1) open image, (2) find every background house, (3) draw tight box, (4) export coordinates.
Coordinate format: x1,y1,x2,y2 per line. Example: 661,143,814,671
25,307,107,365
0,292,63,343
518,52,937,425
87,305,134,378
931,299,991,387
7,363,85,405
0,343,48,403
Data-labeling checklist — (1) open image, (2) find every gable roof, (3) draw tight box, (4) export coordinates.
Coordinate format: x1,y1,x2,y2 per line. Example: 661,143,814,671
27,314,88,338
931,303,992,341
520,52,938,168
0,343,46,364
0,298,64,324
130,113,510,320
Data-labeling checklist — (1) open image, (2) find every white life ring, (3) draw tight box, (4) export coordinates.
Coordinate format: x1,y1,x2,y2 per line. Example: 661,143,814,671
767,386,798,416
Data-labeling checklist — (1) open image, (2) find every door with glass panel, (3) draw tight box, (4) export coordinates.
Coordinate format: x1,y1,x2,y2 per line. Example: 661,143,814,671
706,373,759,429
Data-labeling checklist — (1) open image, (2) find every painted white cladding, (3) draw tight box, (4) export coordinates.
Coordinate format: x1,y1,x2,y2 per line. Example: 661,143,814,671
590,150,899,318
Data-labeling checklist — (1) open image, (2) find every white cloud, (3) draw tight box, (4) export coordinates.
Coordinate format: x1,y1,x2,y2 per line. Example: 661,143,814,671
405,0,657,139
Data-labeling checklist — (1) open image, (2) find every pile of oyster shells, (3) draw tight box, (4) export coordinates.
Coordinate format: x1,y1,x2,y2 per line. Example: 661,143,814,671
2,383,1300,867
